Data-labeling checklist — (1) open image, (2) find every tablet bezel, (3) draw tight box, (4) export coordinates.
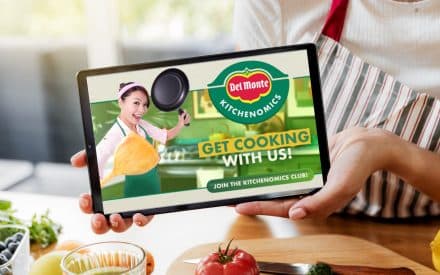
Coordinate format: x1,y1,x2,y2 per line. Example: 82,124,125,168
77,43,330,218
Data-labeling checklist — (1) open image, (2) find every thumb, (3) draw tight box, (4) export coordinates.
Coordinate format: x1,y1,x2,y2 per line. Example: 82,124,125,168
288,184,353,220
289,147,370,219
288,193,334,220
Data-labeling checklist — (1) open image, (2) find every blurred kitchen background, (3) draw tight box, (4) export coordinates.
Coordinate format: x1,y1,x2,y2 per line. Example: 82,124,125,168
0,0,235,196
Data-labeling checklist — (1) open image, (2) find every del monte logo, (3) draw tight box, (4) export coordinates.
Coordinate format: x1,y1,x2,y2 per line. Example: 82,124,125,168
226,69,272,103
208,61,289,124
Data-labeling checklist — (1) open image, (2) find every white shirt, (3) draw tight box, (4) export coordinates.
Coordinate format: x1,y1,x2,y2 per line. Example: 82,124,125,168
234,0,440,98
96,117,167,179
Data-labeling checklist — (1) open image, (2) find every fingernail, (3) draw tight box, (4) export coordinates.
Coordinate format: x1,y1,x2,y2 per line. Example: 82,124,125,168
71,151,81,160
289,208,307,220
234,204,248,213
92,217,102,228
135,221,143,226
111,220,118,228
80,198,89,209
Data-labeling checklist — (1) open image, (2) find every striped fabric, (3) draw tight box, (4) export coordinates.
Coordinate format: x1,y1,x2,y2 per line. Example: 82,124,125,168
316,34,440,218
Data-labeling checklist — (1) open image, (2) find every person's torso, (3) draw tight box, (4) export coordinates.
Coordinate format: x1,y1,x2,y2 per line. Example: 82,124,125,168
234,0,440,218
116,118,150,139
237,0,440,97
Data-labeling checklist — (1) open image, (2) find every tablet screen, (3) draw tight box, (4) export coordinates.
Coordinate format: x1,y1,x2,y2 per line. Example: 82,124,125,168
77,44,330,216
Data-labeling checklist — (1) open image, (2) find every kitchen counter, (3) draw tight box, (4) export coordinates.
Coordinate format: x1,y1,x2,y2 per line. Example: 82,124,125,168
2,191,438,274
6,162,89,196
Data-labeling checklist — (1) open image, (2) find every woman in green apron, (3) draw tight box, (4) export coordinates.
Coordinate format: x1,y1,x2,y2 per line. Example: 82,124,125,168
115,119,161,197
95,82,191,199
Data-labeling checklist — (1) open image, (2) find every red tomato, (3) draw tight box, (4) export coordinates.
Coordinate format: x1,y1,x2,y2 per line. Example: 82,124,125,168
195,240,259,275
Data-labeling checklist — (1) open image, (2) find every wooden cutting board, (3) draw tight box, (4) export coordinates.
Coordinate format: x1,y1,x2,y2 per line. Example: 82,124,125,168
167,234,436,274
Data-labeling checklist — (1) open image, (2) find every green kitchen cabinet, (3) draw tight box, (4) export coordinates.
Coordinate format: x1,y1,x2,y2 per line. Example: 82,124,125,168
297,155,322,173
159,172,197,193
101,181,125,201
285,117,318,137
294,77,313,107
100,174,197,200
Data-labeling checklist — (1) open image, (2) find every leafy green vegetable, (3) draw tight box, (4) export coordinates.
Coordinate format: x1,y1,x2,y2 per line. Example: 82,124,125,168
0,199,62,248
307,263,333,275
28,210,62,248
0,203,25,240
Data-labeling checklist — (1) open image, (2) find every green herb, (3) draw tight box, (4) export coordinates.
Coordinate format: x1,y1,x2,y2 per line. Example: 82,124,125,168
28,210,62,248
0,203,25,240
307,263,333,275
0,199,62,248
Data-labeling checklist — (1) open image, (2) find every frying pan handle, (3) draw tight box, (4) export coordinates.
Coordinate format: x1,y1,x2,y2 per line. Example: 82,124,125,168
178,108,190,127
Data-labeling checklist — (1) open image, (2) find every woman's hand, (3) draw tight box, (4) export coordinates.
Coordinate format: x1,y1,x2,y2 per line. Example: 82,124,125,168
168,110,191,140
177,109,191,127
235,127,394,219
71,150,154,234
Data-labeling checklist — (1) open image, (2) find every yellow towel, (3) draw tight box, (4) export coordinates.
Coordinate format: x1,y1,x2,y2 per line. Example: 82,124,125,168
101,132,160,187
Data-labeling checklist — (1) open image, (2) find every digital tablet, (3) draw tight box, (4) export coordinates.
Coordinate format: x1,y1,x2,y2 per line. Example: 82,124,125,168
77,43,330,217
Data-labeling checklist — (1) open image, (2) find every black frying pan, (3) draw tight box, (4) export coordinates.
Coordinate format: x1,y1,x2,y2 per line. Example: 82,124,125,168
151,68,190,126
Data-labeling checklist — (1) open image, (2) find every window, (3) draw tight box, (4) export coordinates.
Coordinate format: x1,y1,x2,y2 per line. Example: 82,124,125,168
0,0,85,38
0,0,234,163
118,0,234,42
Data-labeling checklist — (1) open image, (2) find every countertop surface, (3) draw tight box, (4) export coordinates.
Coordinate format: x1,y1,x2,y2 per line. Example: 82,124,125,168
169,235,436,274
2,191,439,274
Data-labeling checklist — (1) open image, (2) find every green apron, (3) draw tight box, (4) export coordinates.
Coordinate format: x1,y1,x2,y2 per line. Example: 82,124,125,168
116,121,161,198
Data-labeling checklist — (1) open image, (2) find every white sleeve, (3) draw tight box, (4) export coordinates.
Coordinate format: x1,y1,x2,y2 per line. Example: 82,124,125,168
96,126,119,180
142,121,167,145
233,0,283,50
